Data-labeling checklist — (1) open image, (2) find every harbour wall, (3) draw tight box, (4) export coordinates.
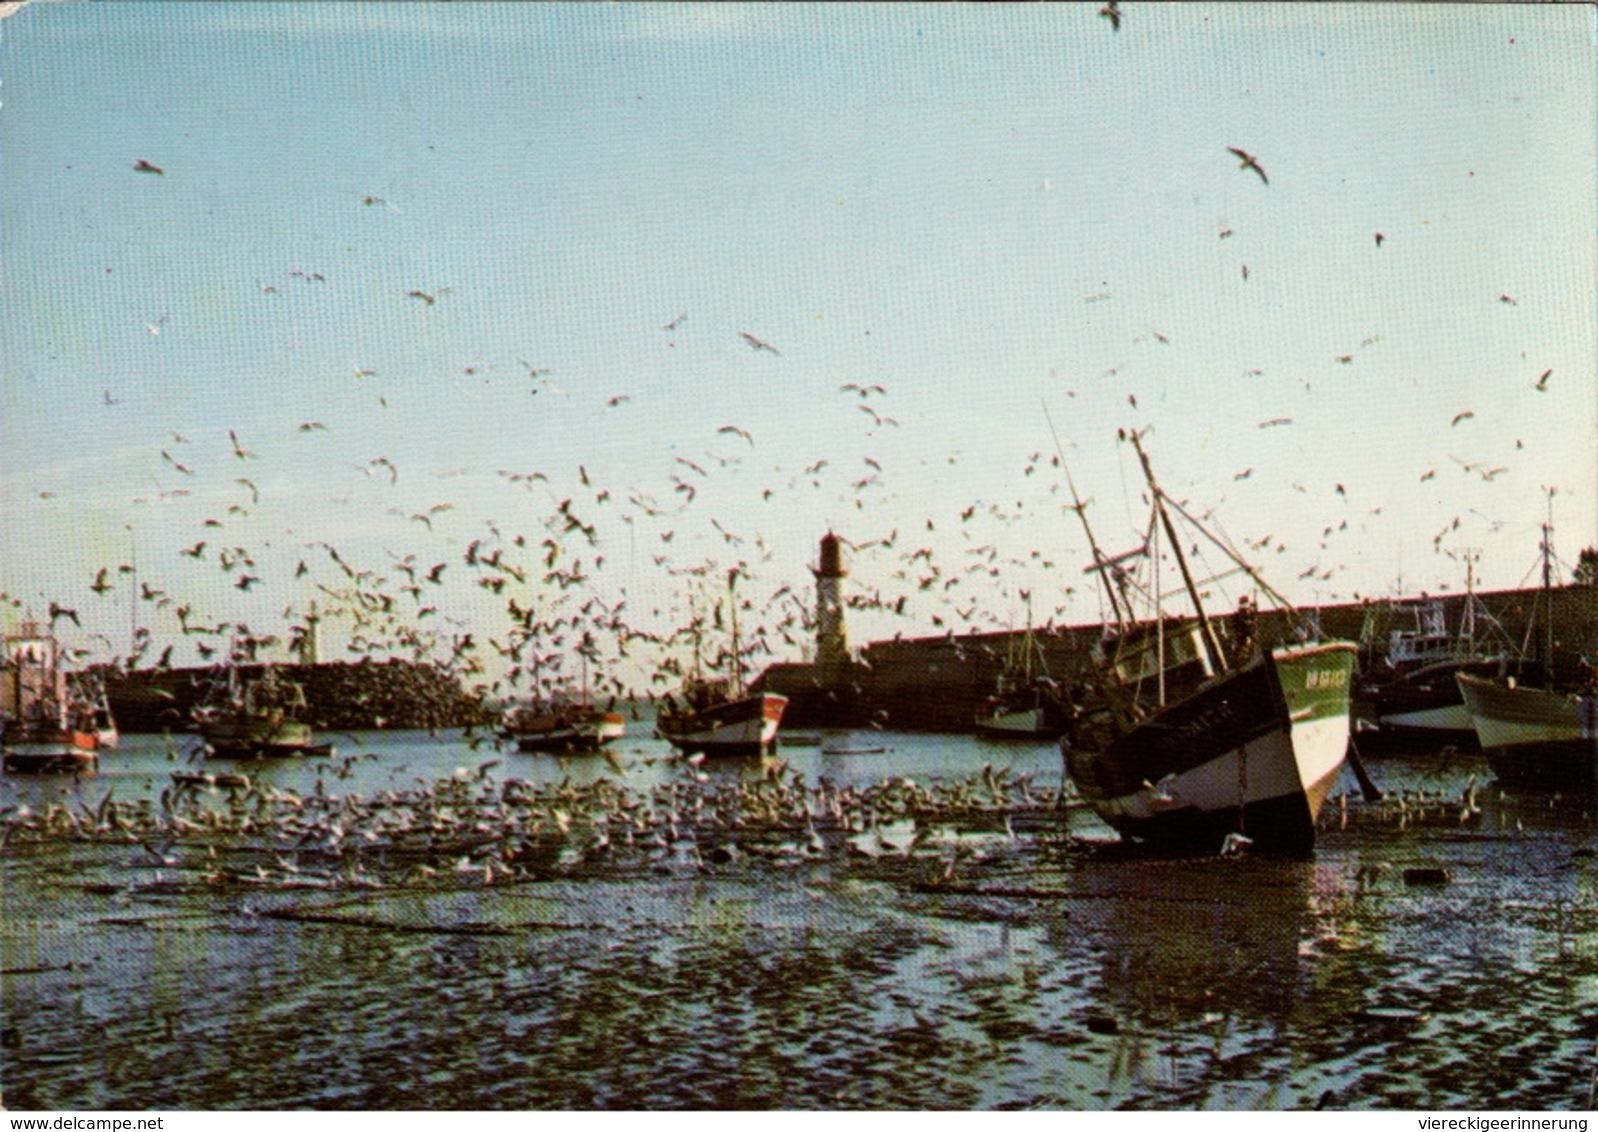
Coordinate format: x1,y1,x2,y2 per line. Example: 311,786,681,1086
754,584,1598,732
97,584,1598,735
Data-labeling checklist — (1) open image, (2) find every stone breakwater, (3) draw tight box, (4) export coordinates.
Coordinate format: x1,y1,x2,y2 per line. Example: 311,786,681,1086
99,658,490,733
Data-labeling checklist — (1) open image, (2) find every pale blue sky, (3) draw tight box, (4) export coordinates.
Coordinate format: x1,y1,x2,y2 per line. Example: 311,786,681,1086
1,2,1594,679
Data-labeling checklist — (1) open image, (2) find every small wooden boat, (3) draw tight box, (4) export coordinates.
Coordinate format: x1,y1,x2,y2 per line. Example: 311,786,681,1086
2,623,100,774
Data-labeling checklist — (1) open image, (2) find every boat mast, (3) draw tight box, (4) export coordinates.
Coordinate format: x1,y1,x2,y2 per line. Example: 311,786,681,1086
1128,431,1228,675
1462,548,1478,657
727,568,743,695
127,524,139,658
1540,487,1556,672
1043,402,1129,633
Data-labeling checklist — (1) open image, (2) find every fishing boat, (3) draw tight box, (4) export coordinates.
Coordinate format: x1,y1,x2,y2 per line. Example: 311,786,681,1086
194,664,330,758
1353,568,1511,750
1058,430,1358,855
656,570,788,756
500,695,625,753
1456,502,1596,789
1455,671,1596,790
657,677,788,757
2,623,101,774
974,605,1070,739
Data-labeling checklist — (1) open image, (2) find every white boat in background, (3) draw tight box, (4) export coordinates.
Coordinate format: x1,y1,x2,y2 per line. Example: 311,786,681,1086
1058,431,1357,855
1455,502,1597,790
1456,671,1597,790
501,643,626,753
194,664,328,758
974,613,1069,740
501,696,625,753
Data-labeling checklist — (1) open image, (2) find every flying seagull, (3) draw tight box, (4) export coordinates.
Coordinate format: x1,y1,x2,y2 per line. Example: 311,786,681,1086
739,332,780,355
1227,147,1268,185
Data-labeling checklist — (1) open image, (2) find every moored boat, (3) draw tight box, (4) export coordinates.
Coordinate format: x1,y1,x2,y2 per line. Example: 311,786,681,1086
1455,670,1597,790
657,678,788,757
656,568,788,757
500,697,625,753
2,623,100,774
1357,658,1500,750
1057,430,1357,855
195,665,329,758
1454,501,1596,790
974,611,1069,739
75,674,120,750
1353,568,1511,750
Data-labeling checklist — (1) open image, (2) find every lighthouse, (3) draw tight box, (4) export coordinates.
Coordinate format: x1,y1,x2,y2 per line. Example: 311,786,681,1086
814,532,850,689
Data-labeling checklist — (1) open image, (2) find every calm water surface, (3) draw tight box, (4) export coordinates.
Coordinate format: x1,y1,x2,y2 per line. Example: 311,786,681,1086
2,723,1595,1110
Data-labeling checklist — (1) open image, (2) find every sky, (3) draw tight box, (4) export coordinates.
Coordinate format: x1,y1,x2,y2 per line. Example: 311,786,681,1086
0,2,1594,692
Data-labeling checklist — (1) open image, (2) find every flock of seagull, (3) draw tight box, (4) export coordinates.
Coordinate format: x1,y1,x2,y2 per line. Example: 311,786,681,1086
3,758,1056,892
9,3,1556,723
2,746,1516,897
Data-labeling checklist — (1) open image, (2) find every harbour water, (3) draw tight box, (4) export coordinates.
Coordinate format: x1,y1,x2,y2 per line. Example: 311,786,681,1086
2,723,1595,1110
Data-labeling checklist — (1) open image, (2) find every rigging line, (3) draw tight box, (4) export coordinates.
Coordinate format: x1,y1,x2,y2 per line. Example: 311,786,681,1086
1042,401,1125,632
1160,492,1297,619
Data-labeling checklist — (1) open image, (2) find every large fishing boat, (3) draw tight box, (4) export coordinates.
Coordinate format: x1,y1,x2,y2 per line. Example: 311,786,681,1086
656,570,788,756
2,623,101,774
1058,430,1358,855
194,665,328,758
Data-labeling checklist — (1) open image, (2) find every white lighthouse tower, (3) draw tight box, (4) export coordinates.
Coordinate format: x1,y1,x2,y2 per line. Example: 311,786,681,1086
814,532,850,688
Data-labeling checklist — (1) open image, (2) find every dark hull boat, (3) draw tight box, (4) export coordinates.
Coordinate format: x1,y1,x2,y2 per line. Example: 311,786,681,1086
1068,642,1356,855
1356,659,1502,751
1456,671,1597,791
1057,430,1360,856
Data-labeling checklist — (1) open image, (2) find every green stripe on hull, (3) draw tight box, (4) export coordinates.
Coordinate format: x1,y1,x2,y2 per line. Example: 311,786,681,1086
1273,643,1357,724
